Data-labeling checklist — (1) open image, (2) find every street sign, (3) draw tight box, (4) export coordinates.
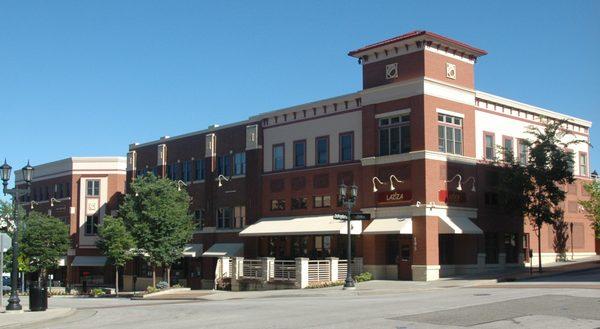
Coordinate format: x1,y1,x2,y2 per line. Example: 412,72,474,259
333,213,371,221
0,233,10,252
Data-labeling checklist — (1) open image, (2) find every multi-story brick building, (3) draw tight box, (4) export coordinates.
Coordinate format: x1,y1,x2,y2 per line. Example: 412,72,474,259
127,30,595,284
16,157,127,288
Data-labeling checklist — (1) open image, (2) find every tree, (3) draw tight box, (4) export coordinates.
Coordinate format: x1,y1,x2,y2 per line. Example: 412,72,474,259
96,216,136,296
20,212,70,284
498,119,584,272
119,174,195,287
579,181,600,238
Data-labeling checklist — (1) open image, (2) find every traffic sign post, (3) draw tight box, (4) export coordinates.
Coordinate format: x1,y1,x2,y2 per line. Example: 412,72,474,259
1,233,12,313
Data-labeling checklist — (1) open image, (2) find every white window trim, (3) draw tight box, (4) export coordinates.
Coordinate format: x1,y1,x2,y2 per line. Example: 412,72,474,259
375,108,411,119
436,108,465,119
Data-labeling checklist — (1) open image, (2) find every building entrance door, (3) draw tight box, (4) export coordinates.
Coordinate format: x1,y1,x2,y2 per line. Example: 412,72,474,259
397,237,412,280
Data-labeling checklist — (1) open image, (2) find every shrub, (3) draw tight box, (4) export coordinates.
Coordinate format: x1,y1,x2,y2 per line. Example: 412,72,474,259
307,280,344,289
156,281,169,290
146,286,158,294
215,278,231,291
353,272,374,282
89,288,105,297
171,284,183,288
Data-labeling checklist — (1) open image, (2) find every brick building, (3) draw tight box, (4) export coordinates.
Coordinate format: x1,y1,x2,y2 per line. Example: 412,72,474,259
16,157,127,288
127,30,595,284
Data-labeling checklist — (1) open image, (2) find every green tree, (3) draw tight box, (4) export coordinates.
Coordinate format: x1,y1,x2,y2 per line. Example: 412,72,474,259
20,211,70,283
96,216,136,296
498,119,584,272
120,174,194,287
579,181,600,238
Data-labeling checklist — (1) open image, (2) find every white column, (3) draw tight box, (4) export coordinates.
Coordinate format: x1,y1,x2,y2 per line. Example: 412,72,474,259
220,257,230,278
235,257,244,279
295,257,309,289
327,257,339,282
261,257,274,283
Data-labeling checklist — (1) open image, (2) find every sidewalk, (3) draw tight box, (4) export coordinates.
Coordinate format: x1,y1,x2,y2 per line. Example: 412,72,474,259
496,256,600,282
0,308,75,329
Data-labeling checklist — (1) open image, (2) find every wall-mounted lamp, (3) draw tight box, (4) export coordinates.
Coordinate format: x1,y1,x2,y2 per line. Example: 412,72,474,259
415,201,422,208
30,200,39,210
389,175,403,191
445,174,463,191
50,197,61,207
463,177,476,192
217,174,230,187
176,180,188,191
372,177,385,192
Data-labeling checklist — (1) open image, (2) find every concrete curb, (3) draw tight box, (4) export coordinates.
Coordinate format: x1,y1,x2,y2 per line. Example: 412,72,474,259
0,308,76,328
508,265,600,282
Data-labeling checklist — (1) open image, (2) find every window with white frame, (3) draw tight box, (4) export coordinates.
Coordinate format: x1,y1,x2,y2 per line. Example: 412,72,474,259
273,144,284,171
579,153,588,176
437,113,463,155
378,114,410,156
484,133,495,160
517,140,529,165
86,180,100,196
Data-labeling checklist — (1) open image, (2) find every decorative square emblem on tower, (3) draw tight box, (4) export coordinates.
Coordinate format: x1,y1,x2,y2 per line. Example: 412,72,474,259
385,63,398,80
446,63,457,80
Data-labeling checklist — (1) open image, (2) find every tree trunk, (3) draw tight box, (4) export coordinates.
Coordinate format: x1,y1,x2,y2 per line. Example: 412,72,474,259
537,224,543,273
167,267,171,287
152,265,156,287
115,267,119,297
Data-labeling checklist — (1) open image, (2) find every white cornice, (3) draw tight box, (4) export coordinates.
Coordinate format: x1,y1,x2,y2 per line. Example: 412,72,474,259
475,91,591,128
15,157,126,184
361,150,477,166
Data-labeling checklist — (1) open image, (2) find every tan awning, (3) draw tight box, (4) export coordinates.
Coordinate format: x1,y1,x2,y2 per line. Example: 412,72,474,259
439,215,483,234
239,215,362,237
202,243,244,257
363,218,412,235
71,256,107,267
182,244,203,257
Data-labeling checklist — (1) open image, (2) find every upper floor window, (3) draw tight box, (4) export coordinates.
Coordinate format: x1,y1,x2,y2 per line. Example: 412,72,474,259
55,183,63,199
517,139,529,165
484,133,495,160
379,114,410,156
234,206,246,228
85,215,99,235
194,159,205,180
65,183,71,197
339,133,354,162
271,199,286,211
234,152,246,176
566,150,575,174
217,155,231,176
194,209,205,231
437,114,463,155
313,195,331,208
273,144,285,171
503,137,514,161
579,153,588,176
182,160,191,182
87,180,100,196
291,197,308,210
316,137,329,165
293,140,306,168
217,207,233,229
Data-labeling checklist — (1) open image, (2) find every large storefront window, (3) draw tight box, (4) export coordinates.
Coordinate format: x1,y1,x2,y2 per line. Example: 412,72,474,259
438,113,463,155
485,233,499,264
379,114,410,156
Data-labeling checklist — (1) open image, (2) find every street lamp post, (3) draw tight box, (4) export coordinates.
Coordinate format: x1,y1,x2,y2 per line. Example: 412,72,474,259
338,183,358,290
1,160,34,312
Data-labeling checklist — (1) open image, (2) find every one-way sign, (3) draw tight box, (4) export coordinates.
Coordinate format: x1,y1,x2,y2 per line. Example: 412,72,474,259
333,213,371,221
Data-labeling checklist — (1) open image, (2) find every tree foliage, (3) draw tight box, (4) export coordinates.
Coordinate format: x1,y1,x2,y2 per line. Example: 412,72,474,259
119,174,194,286
497,119,584,271
20,211,70,280
579,181,600,238
97,216,136,268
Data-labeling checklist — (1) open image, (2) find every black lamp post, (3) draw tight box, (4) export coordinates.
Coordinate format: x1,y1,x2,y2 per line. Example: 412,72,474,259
1,159,34,311
338,183,358,289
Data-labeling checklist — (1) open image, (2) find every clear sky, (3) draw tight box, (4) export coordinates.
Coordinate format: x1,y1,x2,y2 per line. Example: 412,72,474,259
1,1,599,185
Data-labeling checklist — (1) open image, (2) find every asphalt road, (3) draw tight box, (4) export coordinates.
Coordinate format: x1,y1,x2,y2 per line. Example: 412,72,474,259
10,268,600,329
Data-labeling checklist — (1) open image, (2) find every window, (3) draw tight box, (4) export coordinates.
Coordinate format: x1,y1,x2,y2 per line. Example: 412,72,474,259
216,207,233,229
194,209,204,231
503,137,513,161
87,180,100,196
339,133,354,162
313,195,331,208
85,215,99,235
65,183,71,197
291,197,308,210
485,233,499,264
45,186,50,200
438,114,463,155
517,139,529,165
194,159,205,180
316,137,329,165
270,199,286,211
182,161,191,182
484,133,495,160
293,140,306,168
56,184,64,199
234,152,246,176
273,144,284,171
379,114,410,156
484,192,499,207
165,164,172,179
170,163,180,180
234,206,246,228
217,155,231,176
579,153,588,176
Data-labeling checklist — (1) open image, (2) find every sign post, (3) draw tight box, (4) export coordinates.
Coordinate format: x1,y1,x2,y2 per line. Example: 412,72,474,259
1,233,13,313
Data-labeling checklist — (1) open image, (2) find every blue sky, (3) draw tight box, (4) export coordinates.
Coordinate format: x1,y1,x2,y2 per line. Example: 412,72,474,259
1,1,599,184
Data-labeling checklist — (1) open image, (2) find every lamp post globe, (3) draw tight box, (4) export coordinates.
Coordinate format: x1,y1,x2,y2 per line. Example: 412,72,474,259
22,161,34,184
1,160,11,187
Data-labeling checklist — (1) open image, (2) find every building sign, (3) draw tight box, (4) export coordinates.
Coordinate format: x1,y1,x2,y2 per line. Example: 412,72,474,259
86,199,99,215
438,190,466,203
376,190,412,205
